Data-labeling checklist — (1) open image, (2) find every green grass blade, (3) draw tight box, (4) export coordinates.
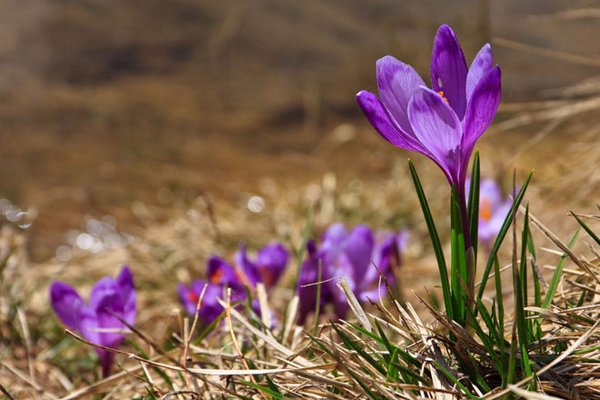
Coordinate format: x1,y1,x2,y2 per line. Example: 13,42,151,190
492,255,505,343
346,368,384,400
571,211,600,246
515,206,532,378
408,160,452,320
543,228,581,308
431,361,480,400
240,380,283,399
331,323,387,376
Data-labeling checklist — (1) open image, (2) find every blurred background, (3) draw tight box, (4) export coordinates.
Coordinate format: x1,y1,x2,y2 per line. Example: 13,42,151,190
0,0,598,261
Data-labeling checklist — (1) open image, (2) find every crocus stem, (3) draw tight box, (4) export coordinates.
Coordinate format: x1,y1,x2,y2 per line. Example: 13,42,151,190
100,351,115,378
457,182,475,319
457,182,473,252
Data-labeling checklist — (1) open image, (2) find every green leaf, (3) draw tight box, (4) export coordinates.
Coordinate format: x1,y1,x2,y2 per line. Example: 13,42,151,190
543,228,581,308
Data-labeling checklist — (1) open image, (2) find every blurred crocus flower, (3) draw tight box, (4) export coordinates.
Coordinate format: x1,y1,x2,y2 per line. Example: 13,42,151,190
472,178,512,245
178,243,289,325
50,266,136,378
356,24,501,190
236,243,289,290
297,224,406,323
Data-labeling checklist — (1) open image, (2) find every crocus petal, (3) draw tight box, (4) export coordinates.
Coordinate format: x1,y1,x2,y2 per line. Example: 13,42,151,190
78,307,114,377
319,223,347,267
322,223,347,245
466,44,493,101
358,287,386,304
178,282,199,316
407,87,463,182
199,284,226,325
178,280,225,324
78,306,101,347
256,243,289,289
376,55,425,134
235,246,260,287
356,91,423,152
362,233,396,286
430,24,468,119
329,253,350,284
479,179,503,210
462,66,501,153
50,282,85,331
343,225,374,282
116,266,136,326
480,200,511,243
332,289,349,320
207,256,243,289
296,254,320,324
95,292,128,348
88,277,118,311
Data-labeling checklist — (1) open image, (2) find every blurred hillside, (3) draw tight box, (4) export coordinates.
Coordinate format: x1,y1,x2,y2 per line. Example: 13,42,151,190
0,0,597,259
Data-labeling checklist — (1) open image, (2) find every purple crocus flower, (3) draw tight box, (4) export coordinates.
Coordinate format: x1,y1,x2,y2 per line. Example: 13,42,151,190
179,243,289,325
50,266,136,378
356,24,501,190
177,278,230,325
178,256,245,325
236,243,289,290
297,224,406,323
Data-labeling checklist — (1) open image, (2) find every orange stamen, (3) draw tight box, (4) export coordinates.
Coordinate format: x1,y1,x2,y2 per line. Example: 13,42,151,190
437,90,449,104
258,266,274,287
187,291,199,303
210,269,224,284
480,198,492,222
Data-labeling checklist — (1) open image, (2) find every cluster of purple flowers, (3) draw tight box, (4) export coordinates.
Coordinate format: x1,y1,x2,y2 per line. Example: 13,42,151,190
48,225,407,376
297,223,407,323
177,243,289,324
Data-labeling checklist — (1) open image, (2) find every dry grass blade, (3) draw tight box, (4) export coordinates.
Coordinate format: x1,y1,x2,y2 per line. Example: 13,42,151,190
337,277,372,332
509,385,569,399
219,299,315,367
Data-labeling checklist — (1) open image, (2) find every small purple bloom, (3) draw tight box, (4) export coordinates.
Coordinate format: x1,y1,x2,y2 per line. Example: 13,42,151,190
236,243,289,290
179,243,289,325
50,266,136,378
356,24,501,188
178,279,236,325
297,224,406,323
